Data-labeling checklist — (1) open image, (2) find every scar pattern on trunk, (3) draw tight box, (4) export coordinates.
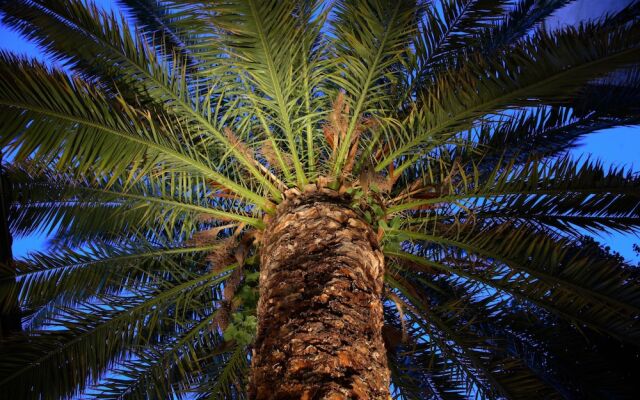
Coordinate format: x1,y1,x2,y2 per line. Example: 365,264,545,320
250,189,390,400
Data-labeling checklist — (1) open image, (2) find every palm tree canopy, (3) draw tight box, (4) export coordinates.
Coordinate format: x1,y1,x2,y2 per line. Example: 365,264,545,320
0,0,640,398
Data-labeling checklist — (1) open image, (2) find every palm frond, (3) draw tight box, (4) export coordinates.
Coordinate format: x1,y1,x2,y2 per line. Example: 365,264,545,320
0,262,236,399
91,312,227,399
1,241,217,327
329,0,419,174
0,0,283,199
0,54,270,207
204,0,333,186
116,0,207,61
382,15,640,174
387,223,640,344
390,156,640,236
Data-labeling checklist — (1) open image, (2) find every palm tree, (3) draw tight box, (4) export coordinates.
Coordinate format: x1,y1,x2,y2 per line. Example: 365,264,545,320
0,0,639,398
0,150,20,337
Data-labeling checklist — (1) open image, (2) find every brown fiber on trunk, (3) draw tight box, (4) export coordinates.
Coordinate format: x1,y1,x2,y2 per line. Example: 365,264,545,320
0,153,20,336
250,188,390,399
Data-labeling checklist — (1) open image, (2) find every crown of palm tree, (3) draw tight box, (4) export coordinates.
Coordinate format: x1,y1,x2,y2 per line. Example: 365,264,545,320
0,0,640,398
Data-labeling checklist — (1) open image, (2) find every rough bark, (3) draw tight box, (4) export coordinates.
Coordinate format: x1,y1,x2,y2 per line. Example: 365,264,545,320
0,153,20,336
250,188,390,399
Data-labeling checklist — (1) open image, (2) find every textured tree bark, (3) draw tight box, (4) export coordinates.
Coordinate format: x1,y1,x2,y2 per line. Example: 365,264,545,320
0,153,21,336
250,188,390,399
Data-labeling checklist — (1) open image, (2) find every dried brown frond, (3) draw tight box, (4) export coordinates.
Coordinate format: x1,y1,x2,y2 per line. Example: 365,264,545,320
390,160,460,208
324,92,348,154
441,160,462,188
386,292,408,343
373,171,397,194
196,214,229,224
224,127,256,163
323,125,336,150
213,304,231,332
343,128,363,176
357,155,396,194
205,236,238,270
224,267,244,301
343,117,378,175
260,139,292,173
358,162,375,193
260,139,280,170
372,142,391,163
382,324,404,353
206,180,243,200
205,229,258,333
324,93,381,179
191,224,238,245
221,128,289,199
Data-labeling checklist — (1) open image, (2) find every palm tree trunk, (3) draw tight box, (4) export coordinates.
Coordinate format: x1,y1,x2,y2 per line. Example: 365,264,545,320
0,152,20,336
250,188,390,399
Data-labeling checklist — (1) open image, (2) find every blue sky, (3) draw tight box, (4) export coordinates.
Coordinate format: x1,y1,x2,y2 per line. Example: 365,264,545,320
1,0,639,261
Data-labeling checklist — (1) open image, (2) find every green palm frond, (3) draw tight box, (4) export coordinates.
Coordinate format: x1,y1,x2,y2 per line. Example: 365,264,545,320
0,261,235,400
386,238,640,398
388,270,557,399
329,0,419,174
90,312,228,399
0,53,271,207
415,0,511,68
116,0,210,60
2,241,217,327
389,157,640,233
7,167,261,244
382,17,640,174
202,0,333,185
1,0,284,199
387,222,640,342
475,0,572,55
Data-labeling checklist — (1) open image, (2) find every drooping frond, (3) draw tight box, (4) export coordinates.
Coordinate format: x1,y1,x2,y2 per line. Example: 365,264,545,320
414,0,512,71
381,15,640,174
117,0,210,60
385,236,640,398
390,157,640,235
7,166,261,245
0,0,284,199
0,259,236,399
1,240,220,327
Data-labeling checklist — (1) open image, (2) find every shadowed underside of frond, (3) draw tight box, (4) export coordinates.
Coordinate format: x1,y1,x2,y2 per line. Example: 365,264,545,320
0,0,639,398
